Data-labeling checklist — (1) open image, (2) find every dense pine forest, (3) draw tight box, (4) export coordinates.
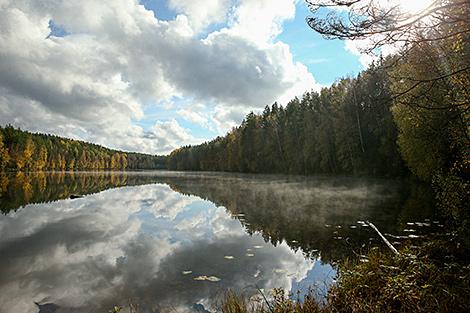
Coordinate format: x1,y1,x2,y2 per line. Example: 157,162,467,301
0,126,167,171
167,62,406,177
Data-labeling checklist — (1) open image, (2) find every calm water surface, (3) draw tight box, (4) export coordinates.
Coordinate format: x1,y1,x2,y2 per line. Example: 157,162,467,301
0,171,438,312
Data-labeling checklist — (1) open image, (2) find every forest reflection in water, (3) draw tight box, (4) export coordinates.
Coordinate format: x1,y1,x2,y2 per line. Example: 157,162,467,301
0,171,439,313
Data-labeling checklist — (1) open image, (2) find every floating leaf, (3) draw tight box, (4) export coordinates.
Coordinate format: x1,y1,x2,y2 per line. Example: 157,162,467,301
224,256,234,260
350,225,357,229
246,253,255,257
246,248,252,252
194,275,221,282
291,240,298,243
182,271,192,275
253,245,263,249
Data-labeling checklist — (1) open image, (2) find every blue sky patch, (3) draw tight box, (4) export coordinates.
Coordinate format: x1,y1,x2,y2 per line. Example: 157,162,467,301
47,20,69,38
140,0,177,20
278,2,363,85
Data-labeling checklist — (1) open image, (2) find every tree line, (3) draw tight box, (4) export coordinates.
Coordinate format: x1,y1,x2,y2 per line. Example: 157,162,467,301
0,126,166,171
167,62,406,177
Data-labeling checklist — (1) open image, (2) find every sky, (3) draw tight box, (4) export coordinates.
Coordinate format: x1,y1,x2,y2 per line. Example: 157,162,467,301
0,0,369,155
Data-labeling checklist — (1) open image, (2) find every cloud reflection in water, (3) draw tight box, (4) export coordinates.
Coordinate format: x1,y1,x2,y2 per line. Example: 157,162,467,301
0,183,331,312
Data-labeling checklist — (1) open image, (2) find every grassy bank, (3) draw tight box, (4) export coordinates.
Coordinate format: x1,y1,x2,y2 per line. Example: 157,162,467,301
219,236,470,313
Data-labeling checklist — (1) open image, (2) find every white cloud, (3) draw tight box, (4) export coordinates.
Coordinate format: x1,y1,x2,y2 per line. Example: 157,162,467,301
344,39,378,67
168,0,231,31
142,119,199,154
177,104,211,129
227,0,296,45
0,0,321,153
339,0,436,67
212,105,251,133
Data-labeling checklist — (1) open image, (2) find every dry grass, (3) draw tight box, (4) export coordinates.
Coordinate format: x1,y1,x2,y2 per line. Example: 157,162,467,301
218,240,470,313
219,289,322,313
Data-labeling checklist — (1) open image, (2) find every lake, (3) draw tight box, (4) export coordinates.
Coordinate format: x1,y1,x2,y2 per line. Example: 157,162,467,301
0,171,440,313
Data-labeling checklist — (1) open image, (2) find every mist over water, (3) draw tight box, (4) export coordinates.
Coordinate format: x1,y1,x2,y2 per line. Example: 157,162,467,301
0,171,437,312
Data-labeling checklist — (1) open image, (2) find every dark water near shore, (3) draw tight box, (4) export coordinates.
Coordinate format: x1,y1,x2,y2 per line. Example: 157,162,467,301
0,171,439,313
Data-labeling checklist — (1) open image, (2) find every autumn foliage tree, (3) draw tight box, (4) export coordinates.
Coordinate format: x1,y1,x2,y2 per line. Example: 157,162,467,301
0,126,167,172
306,0,469,220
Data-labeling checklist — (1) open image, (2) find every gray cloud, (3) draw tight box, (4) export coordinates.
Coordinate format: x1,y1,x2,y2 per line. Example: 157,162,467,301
0,0,319,153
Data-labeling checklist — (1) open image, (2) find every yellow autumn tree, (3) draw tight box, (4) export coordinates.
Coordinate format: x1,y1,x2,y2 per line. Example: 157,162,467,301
36,145,48,171
0,132,10,171
23,136,35,171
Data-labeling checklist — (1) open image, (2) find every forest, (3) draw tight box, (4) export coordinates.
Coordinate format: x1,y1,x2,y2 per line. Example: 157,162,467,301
167,62,405,177
0,126,167,171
